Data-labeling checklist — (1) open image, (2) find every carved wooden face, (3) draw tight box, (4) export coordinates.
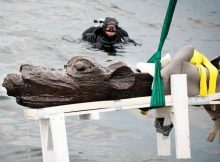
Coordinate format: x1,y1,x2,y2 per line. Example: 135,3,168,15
2,56,153,108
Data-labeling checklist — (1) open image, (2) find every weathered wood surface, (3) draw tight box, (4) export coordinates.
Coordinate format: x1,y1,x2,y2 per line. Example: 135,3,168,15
2,56,153,108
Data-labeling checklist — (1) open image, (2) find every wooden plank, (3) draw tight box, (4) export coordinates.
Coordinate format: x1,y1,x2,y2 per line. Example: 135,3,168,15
24,92,220,119
207,93,220,101
171,74,191,159
39,119,55,162
49,114,69,162
155,107,171,156
188,93,220,106
24,95,173,119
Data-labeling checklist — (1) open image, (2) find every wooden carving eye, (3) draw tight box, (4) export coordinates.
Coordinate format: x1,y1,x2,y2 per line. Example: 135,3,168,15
75,62,86,71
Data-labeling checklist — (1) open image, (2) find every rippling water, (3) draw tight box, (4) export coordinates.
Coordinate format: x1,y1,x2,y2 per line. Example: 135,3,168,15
0,0,220,161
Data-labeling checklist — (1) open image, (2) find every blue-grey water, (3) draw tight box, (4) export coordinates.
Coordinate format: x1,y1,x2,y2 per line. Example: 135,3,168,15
0,0,220,162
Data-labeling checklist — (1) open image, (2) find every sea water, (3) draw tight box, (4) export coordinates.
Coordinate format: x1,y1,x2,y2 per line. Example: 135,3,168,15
0,0,220,161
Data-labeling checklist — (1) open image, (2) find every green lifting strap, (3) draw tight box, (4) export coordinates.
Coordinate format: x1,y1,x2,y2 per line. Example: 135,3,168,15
141,0,177,112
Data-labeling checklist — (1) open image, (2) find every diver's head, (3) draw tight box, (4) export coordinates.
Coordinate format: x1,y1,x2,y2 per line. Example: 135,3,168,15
102,17,118,38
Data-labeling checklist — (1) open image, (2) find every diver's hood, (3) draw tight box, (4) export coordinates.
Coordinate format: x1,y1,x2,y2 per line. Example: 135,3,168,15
102,17,119,27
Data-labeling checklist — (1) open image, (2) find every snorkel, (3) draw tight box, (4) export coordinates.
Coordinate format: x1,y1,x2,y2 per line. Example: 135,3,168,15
93,18,105,27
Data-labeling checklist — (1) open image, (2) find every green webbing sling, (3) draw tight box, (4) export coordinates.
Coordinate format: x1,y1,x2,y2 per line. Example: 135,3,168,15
141,0,177,112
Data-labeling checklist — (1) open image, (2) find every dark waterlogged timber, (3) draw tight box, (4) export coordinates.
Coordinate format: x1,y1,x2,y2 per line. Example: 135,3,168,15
2,46,220,109
2,56,153,108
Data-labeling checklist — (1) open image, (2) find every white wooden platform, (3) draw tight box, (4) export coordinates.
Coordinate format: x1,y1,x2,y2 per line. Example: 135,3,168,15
23,74,220,162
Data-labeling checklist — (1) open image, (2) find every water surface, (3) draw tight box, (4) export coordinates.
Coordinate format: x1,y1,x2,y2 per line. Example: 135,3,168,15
0,0,220,161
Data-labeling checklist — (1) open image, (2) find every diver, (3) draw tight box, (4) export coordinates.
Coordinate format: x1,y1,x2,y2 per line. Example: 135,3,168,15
82,17,139,50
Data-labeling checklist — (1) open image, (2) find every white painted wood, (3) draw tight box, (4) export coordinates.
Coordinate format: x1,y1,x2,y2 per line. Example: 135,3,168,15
23,74,220,161
24,92,220,120
49,114,70,162
171,74,191,159
136,53,171,76
161,53,171,67
39,119,55,162
155,107,171,156
156,133,171,156
24,95,173,119
207,93,220,101
136,63,155,76
188,93,220,105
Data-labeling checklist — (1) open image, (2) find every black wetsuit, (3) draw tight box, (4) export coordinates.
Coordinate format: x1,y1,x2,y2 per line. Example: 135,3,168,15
82,26,136,48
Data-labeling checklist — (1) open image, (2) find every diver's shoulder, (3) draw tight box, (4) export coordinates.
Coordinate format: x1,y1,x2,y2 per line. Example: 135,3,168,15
117,27,129,37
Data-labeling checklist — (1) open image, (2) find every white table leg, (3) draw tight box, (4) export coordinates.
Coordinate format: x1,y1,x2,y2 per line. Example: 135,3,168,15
155,107,172,156
39,119,55,162
49,114,70,162
39,113,69,162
